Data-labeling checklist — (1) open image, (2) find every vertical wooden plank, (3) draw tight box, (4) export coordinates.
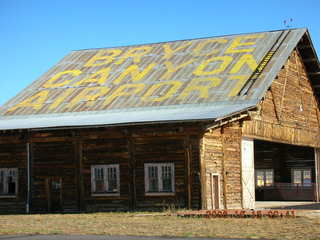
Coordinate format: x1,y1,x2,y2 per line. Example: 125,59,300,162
221,129,227,209
200,137,206,209
46,178,50,212
184,136,192,209
210,173,214,210
30,141,35,212
59,177,63,211
78,141,85,211
279,64,288,120
212,174,220,209
128,137,136,210
26,142,32,213
314,148,320,202
241,137,255,209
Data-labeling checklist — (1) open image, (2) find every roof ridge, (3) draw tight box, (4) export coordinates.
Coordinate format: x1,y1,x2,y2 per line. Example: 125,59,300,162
71,28,307,52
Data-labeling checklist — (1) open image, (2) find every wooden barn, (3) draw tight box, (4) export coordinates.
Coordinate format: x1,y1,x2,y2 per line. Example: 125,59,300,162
0,28,320,213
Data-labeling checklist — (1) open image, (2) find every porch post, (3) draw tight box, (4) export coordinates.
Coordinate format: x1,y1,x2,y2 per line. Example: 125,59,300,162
314,148,320,202
241,138,255,209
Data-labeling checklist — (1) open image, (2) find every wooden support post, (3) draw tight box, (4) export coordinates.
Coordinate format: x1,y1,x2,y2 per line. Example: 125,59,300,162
221,128,227,209
26,142,32,213
279,64,288,120
185,136,192,209
46,178,50,212
315,148,320,202
210,173,214,210
241,138,255,209
294,50,308,127
316,107,320,129
200,138,206,209
128,137,137,210
270,88,281,123
77,141,85,211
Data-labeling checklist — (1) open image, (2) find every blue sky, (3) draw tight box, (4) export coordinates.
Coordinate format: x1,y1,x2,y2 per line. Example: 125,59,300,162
1,0,319,106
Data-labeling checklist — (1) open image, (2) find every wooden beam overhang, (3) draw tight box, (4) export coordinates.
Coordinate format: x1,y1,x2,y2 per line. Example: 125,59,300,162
204,108,257,132
296,31,320,107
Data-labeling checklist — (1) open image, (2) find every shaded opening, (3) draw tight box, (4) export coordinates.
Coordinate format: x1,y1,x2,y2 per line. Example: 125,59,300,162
254,139,316,201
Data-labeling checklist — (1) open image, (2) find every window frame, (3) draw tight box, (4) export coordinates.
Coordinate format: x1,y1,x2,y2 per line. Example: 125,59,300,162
144,163,175,196
0,168,18,198
291,168,312,187
91,164,120,196
255,169,274,188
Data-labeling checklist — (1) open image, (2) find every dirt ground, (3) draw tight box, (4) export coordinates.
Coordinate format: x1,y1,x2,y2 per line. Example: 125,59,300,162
0,212,319,240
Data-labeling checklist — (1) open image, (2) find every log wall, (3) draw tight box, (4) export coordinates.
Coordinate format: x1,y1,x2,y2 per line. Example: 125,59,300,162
201,122,242,209
1,49,320,212
243,49,320,147
31,140,78,212
0,134,27,213
0,123,202,213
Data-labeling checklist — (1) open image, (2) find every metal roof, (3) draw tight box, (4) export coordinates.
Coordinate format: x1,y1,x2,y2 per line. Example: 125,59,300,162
0,28,311,130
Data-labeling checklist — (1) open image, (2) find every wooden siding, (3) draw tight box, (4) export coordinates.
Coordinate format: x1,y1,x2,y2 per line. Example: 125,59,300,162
0,138,27,213
1,47,320,212
31,141,79,212
79,125,202,211
82,133,131,211
202,122,242,209
0,123,202,213
243,49,320,147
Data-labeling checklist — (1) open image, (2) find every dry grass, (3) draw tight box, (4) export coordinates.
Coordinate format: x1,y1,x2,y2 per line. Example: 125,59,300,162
0,212,320,240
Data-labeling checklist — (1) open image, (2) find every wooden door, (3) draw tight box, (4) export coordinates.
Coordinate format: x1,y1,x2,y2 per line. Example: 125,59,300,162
32,141,79,213
46,177,62,212
210,174,220,209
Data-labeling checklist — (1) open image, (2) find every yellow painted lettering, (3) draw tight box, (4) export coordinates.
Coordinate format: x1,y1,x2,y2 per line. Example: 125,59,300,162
193,56,233,76
229,54,258,74
43,70,82,88
73,68,111,86
162,42,192,60
142,81,182,102
193,39,228,56
67,87,110,109
84,49,122,67
113,63,156,84
103,83,145,107
48,88,75,110
7,90,49,112
116,46,153,65
162,60,194,79
178,77,222,100
228,75,249,97
225,34,264,54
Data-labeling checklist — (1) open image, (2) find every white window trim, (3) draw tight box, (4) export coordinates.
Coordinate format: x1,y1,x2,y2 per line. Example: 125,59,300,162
0,168,18,198
91,164,120,196
144,163,175,196
291,168,312,187
255,169,274,187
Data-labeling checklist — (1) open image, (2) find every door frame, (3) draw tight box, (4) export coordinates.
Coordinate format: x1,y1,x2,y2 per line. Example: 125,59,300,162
210,173,220,209
46,176,63,212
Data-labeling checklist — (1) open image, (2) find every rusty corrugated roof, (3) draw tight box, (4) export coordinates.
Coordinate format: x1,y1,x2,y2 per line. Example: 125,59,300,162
0,28,310,130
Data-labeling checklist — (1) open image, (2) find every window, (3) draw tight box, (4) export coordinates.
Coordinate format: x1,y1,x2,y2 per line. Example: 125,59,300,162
144,163,175,195
0,168,18,196
292,168,312,186
255,169,274,187
91,165,120,195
